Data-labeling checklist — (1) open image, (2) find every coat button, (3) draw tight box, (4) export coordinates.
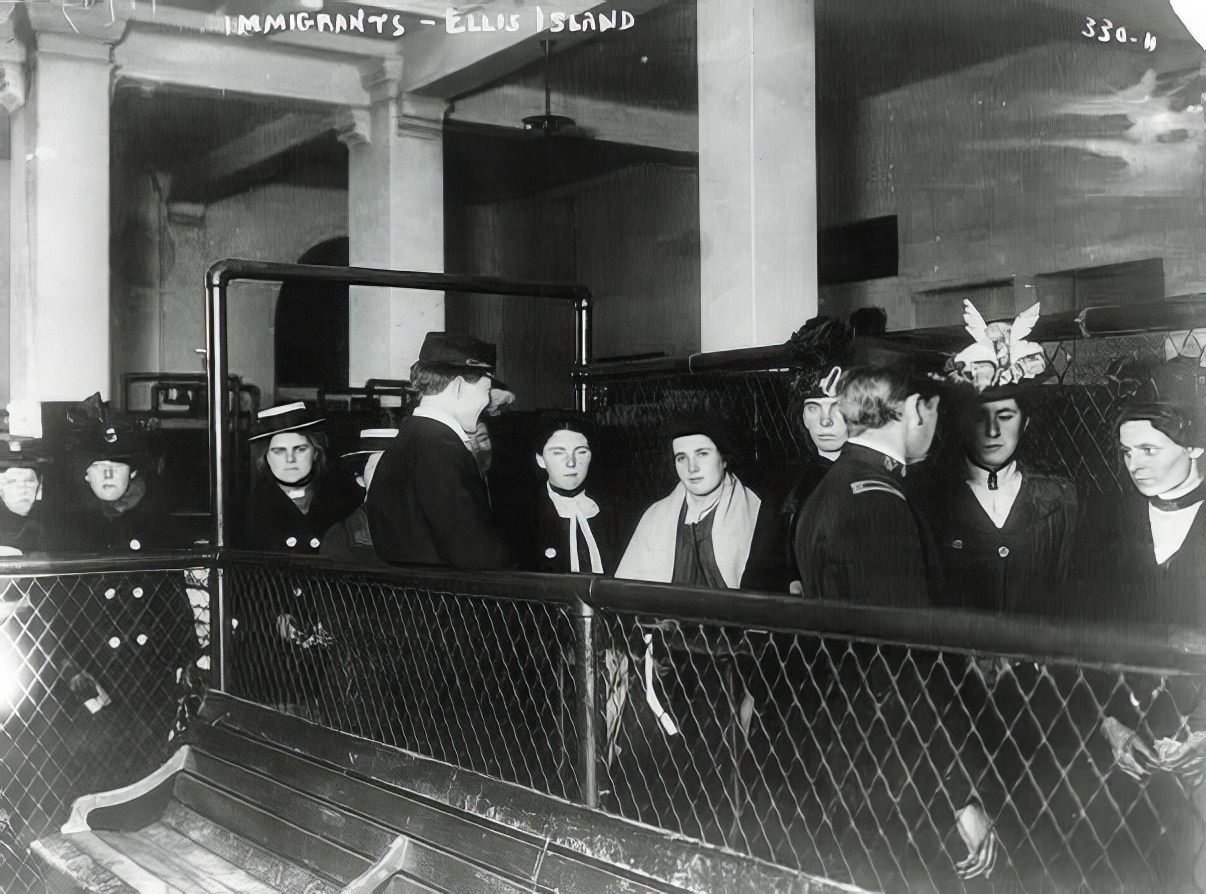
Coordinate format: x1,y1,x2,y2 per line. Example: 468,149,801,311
545,547,557,559
998,546,1010,558
309,537,321,549
285,536,298,548
951,540,963,550
136,633,148,646
132,587,144,599
108,636,121,649
104,588,116,600
129,539,141,551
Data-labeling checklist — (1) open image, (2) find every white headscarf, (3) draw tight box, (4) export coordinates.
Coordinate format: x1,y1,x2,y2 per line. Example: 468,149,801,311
615,473,760,587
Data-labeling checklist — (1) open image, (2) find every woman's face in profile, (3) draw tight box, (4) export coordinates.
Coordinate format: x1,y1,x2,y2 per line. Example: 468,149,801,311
266,432,315,485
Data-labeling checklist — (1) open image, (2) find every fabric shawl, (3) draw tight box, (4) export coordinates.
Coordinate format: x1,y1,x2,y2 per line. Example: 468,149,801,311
616,473,761,588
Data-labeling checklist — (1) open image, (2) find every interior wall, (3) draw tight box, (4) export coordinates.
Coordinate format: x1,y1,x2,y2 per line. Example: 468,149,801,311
817,38,1206,328
111,179,347,405
446,161,700,410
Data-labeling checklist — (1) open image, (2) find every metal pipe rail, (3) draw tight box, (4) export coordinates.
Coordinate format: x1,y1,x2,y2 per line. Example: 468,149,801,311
203,259,594,687
218,551,1206,675
584,295,1206,380
213,552,1206,890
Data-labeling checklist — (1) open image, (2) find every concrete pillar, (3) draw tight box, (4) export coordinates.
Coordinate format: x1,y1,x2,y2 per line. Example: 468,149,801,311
342,61,446,386
9,32,112,401
697,0,818,351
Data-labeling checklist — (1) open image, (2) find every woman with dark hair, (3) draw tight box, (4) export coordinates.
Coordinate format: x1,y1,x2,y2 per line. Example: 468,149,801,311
743,316,853,592
522,412,615,574
244,402,361,555
1083,371,1206,627
617,417,761,588
935,301,1077,615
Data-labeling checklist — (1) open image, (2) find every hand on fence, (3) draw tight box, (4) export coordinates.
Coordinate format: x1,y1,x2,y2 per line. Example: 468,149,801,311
954,803,998,880
1102,716,1158,780
276,613,334,649
1154,730,1206,789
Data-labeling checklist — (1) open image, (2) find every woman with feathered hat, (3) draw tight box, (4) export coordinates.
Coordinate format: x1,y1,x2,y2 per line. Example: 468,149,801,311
935,301,1078,614
742,316,852,593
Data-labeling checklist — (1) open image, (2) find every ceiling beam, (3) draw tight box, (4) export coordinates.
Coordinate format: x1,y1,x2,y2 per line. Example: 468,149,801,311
450,84,697,154
114,22,368,107
400,0,673,98
205,111,335,183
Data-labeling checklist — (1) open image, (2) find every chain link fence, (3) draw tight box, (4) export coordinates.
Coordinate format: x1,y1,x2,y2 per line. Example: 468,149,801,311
216,555,1206,894
0,559,209,893
585,332,1204,529
223,557,582,800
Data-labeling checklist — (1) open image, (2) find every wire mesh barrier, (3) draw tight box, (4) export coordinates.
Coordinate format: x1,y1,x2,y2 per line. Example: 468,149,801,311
0,558,209,893
585,331,1203,528
594,612,1206,893
213,557,1206,893
222,556,582,800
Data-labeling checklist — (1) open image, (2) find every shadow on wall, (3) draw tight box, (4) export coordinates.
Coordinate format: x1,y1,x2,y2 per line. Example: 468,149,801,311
274,237,350,402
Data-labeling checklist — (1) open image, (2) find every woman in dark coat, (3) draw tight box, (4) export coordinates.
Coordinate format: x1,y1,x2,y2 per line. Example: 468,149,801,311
52,397,198,802
936,302,1077,615
0,437,52,555
238,403,360,715
244,402,361,556
522,413,615,574
1075,367,1206,628
742,317,853,593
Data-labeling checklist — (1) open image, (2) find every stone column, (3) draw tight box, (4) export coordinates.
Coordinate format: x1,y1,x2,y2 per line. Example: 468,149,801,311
9,30,113,401
343,60,446,386
697,0,818,351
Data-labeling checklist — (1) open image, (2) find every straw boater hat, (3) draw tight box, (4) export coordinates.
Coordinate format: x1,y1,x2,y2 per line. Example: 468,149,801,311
249,402,326,442
341,428,399,458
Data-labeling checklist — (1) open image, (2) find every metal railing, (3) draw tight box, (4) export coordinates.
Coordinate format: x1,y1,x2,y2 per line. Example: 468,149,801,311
0,555,210,893
218,552,1206,893
204,260,593,691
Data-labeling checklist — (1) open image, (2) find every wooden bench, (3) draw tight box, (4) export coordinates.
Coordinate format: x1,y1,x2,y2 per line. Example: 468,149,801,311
31,691,848,893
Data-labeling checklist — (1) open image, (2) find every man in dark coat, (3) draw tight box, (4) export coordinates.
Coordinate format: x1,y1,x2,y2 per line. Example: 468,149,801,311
793,342,946,607
320,428,396,567
367,333,512,569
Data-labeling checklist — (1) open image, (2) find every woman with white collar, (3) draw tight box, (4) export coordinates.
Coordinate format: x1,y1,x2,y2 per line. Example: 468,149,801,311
526,413,614,574
1105,397,1206,626
616,418,761,588
937,301,1077,615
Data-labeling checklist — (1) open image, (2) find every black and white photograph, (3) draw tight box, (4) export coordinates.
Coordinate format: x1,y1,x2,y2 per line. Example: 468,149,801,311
0,0,1204,890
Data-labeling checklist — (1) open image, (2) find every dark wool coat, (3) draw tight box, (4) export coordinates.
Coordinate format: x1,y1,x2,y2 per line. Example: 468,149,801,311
793,444,942,606
741,456,833,592
1072,491,1206,629
521,489,616,575
68,483,189,553
0,503,51,553
936,470,1078,615
319,504,389,569
243,466,362,556
366,415,512,570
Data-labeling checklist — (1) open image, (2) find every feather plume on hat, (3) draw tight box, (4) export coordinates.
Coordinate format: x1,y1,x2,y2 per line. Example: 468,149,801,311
950,301,1050,393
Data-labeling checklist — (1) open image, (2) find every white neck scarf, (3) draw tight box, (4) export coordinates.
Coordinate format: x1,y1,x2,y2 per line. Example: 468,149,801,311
546,484,604,573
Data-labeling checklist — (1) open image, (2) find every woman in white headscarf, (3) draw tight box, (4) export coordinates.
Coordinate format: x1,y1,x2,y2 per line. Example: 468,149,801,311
616,418,760,587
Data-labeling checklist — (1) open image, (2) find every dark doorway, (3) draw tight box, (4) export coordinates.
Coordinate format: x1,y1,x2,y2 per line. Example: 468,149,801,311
274,237,350,393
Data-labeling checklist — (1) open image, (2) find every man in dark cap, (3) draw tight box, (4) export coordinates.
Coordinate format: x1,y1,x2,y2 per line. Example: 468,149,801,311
367,333,512,569
793,342,946,606
0,436,52,554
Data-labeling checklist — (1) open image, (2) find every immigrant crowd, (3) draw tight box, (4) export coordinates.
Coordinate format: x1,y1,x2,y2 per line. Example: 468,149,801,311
1,306,1203,885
